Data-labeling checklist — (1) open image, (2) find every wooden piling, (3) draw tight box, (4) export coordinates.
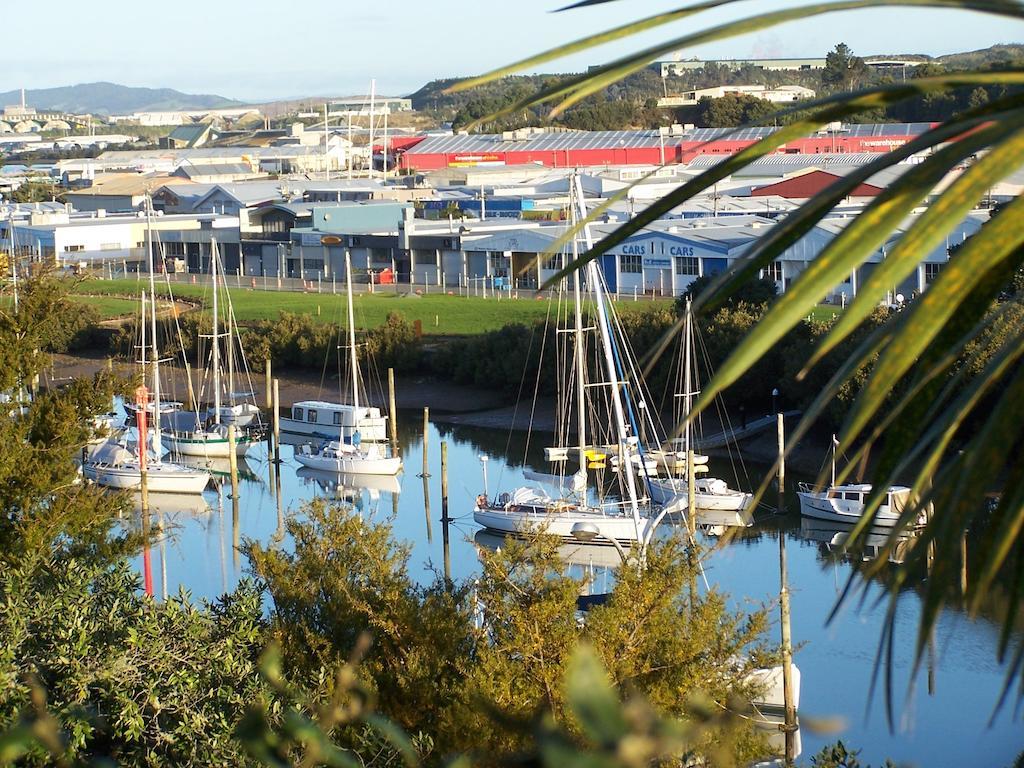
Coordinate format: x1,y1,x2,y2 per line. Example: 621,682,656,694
441,440,451,584
265,358,272,409
421,407,430,478
272,378,281,466
388,367,398,457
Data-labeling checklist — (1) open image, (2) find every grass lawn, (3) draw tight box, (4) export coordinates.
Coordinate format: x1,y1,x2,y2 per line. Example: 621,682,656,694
70,295,141,317
808,304,843,323
69,278,673,335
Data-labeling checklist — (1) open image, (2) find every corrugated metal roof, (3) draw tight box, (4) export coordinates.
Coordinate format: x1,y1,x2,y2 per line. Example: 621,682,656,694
405,124,934,157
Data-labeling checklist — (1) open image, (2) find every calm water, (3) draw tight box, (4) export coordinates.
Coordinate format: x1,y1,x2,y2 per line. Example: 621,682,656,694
124,411,1022,767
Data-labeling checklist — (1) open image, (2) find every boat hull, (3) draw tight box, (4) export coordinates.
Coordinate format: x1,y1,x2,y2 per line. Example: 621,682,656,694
294,451,401,476
473,505,652,545
648,478,752,512
162,431,257,458
797,492,901,527
83,461,211,494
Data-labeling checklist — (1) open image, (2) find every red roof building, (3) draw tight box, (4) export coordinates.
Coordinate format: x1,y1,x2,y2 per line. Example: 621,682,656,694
749,169,884,198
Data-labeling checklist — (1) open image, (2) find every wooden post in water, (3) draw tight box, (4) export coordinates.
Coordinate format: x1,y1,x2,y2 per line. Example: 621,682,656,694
441,440,451,583
388,367,398,457
776,412,786,509
228,425,240,499
421,407,430,478
265,358,272,409
272,379,281,466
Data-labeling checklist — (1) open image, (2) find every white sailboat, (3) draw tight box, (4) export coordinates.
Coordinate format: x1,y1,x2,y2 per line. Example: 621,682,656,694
162,237,261,459
473,175,662,548
294,251,401,476
646,298,752,515
797,436,927,528
84,292,211,494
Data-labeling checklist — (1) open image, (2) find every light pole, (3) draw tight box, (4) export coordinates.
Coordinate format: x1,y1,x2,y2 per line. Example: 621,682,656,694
571,521,630,565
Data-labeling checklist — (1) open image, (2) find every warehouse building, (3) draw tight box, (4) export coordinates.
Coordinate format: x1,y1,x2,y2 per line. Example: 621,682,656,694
397,123,936,172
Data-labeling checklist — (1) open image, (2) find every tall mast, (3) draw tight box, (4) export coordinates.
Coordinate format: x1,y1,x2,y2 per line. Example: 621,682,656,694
345,250,360,414
368,80,376,180
140,291,148,460
575,176,641,529
683,297,693,456
145,198,162,460
211,238,221,425
569,178,587,460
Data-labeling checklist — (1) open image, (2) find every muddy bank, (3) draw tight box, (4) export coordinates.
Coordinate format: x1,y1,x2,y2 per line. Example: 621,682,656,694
49,351,829,476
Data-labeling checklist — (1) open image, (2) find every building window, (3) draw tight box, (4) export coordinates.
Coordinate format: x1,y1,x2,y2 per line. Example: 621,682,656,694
620,254,642,274
66,245,83,252
542,253,563,271
924,262,943,284
762,261,784,282
674,256,699,276
370,247,390,264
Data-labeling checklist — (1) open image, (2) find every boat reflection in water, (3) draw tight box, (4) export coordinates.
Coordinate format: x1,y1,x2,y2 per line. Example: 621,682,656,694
129,491,213,518
296,467,402,501
798,516,916,565
176,455,261,484
474,529,624,570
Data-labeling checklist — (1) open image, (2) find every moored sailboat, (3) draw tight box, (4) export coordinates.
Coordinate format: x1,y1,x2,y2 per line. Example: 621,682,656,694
294,251,401,476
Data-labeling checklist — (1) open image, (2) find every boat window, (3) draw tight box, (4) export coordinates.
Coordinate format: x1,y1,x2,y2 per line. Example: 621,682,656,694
844,492,861,501
293,407,303,421
308,409,318,424
333,411,342,426
827,490,839,499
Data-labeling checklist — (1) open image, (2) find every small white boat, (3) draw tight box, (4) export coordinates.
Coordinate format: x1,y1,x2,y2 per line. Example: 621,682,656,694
279,400,388,442
797,482,925,528
295,439,401,476
797,437,927,528
648,475,753,513
292,251,401,476
474,487,655,546
123,400,182,419
84,441,211,494
208,402,261,427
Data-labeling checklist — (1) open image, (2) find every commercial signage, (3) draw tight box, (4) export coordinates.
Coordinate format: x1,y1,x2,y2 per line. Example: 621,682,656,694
642,257,671,268
448,153,505,167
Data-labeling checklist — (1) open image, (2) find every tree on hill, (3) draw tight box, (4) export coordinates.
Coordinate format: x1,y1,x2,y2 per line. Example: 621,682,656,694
695,93,779,127
822,43,869,92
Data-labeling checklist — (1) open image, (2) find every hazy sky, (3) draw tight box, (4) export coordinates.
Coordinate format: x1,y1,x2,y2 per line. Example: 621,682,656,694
3,0,1023,101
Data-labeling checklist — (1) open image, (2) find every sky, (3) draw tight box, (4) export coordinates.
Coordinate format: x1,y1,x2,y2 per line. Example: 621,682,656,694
2,0,1023,102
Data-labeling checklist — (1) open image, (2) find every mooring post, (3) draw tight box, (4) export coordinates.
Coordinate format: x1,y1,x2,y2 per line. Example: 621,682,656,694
441,440,451,583
388,367,398,457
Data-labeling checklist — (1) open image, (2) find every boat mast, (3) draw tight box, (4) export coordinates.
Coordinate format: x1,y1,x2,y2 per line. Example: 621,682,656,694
140,291,148,460
569,176,587,463
211,238,221,425
345,249,360,415
145,198,163,461
683,297,693,457
575,176,641,530
8,211,17,314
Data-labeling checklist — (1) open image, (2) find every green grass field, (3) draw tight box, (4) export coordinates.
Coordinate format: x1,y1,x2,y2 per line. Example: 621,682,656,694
68,278,673,335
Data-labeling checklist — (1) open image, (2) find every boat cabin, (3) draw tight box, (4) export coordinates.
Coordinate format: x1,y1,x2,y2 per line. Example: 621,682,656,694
282,399,388,442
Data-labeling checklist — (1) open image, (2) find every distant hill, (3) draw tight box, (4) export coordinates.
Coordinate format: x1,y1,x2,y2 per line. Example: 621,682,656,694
0,82,241,115
937,43,1024,69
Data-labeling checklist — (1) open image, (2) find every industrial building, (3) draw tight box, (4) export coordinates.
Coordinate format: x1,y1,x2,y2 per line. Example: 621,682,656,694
397,123,937,171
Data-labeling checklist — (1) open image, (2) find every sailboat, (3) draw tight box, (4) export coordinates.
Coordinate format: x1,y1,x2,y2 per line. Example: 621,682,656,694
797,436,927,528
162,237,262,459
646,299,752,515
84,292,211,494
473,175,662,548
294,251,401,476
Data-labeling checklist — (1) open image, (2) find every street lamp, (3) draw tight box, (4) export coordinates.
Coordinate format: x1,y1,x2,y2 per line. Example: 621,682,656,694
571,521,630,565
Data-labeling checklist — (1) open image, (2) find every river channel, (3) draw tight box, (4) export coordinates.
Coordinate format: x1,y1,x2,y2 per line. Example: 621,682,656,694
121,410,1021,767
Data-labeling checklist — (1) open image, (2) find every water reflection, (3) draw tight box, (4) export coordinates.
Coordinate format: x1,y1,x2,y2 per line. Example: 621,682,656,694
104,412,1024,768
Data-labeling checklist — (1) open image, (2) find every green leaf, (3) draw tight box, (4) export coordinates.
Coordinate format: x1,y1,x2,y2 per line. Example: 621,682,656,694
563,644,629,746
806,120,1024,372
